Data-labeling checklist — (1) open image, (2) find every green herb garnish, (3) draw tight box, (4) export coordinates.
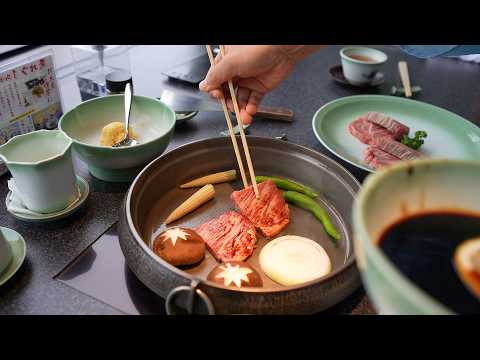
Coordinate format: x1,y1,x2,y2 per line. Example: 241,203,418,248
401,130,428,150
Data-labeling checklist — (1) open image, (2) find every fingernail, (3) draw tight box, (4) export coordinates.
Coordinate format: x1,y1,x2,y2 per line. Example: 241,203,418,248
199,81,209,91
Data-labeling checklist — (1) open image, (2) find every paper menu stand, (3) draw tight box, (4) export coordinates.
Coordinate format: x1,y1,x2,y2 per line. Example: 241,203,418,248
0,48,64,175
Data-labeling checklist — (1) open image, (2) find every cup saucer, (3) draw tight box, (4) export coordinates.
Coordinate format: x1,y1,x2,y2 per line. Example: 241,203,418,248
0,227,26,287
329,65,385,87
5,175,89,223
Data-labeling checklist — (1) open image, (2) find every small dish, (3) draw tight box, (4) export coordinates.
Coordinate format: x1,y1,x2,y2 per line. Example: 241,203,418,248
175,111,199,125
0,227,26,287
6,175,89,223
329,65,384,88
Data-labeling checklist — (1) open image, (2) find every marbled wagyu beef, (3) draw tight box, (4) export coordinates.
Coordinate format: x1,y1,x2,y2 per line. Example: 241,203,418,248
363,146,400,170
348,117,394,145
348,111,422,169
231,179,290,238
372,137,422,160
363,111,410,140
195,211,256,262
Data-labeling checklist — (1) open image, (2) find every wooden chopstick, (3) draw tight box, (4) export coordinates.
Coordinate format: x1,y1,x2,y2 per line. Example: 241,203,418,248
219,45,260,199
205,45,249,189
398,61,412,98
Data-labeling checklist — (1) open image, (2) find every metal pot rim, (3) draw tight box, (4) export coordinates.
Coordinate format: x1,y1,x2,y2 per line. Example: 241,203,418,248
125,136,361,294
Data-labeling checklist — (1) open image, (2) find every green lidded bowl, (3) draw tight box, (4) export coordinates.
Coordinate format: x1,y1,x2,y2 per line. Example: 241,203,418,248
353,158,480,314
59,95,175,182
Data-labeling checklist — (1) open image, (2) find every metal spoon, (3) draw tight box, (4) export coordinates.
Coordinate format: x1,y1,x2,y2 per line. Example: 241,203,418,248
112,83,138,147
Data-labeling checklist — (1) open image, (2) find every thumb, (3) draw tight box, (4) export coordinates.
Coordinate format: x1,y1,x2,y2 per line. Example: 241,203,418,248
199,55,238,92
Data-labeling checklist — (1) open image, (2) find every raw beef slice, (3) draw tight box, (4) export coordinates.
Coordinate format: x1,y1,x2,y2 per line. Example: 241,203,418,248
231,179,290,238
348,118,394,145
195,211,256,262
372,137,422,160
363,111,410,140
364,146,401,169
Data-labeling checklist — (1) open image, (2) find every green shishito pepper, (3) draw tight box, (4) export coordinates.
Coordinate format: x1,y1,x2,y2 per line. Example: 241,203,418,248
256,176,318,198
282,190,341,242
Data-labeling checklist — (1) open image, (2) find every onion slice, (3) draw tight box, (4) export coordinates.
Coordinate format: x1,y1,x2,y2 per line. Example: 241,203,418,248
259,235,332,286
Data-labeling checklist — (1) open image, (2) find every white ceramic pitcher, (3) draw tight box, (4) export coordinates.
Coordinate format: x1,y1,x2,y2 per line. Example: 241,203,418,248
0,130,77,214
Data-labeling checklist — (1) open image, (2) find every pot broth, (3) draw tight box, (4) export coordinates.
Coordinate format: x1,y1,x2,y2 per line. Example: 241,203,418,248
378,211,480,314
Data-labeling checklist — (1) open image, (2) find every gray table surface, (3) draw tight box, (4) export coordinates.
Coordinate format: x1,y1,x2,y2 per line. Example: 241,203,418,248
1,45,480,315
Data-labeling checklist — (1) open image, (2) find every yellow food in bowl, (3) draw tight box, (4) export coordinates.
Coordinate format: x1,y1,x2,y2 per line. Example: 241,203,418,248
100,122,138,147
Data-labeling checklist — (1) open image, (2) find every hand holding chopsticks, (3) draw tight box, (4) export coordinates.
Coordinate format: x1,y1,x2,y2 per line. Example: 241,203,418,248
205,45,260,199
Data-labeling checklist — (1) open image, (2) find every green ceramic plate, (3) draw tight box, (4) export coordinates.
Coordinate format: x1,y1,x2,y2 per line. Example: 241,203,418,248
5,176,89,223
0,227,26,287
312,95,480,172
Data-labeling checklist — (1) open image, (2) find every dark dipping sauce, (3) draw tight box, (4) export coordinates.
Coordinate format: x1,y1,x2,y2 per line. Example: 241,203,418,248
378,211,480,314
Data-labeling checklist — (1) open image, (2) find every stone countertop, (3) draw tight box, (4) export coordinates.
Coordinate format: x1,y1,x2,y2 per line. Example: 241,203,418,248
1,45,480,314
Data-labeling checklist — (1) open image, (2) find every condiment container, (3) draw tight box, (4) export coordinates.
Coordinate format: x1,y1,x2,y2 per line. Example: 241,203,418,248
0,130,77,213
71,45,132,100
105,70,133,95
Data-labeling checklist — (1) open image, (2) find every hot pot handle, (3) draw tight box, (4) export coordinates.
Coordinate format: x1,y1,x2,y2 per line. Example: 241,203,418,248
165,280,215,315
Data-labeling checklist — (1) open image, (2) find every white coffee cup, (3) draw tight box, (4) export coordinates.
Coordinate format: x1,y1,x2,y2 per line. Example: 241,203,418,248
0,228,13,274
340,47,388,86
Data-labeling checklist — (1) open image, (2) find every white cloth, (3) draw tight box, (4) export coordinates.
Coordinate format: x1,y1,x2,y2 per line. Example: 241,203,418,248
7,178,81,216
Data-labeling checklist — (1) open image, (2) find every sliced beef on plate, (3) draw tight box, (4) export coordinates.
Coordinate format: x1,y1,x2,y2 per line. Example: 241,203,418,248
348,118,394,145
231,179,290,238
364,146,401,169
363,111,410,140
195,211,257,262
372,137,422,160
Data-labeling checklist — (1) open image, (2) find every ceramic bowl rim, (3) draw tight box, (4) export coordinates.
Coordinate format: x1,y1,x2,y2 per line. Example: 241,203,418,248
58,94,176,152
0,226,26,287
340,47,388,65
0,129,72,166
353,158,480,314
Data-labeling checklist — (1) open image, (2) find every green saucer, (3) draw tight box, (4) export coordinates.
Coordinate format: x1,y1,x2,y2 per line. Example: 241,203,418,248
0,227,26,287
5,175,89,223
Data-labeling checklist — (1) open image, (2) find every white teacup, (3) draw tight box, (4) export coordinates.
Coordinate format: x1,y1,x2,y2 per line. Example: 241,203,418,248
0,228,13,274
340,47,388,86
0,130,77,214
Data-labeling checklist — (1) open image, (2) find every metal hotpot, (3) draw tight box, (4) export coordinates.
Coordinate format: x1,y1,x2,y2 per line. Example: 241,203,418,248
118,136,361,314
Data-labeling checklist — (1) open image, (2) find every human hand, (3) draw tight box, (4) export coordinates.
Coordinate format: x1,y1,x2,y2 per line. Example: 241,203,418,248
200,45,322,124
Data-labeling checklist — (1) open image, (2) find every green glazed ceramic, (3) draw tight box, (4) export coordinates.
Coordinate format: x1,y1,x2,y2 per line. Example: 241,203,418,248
59,95,176,182
353,158,480,314
312,95,480,172
340,47,388,86
6,175,89,223
0,227,26,287
0,130,77,213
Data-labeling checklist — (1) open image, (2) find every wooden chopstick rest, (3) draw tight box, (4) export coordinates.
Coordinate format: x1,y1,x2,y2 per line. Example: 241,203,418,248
255,106,294,122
